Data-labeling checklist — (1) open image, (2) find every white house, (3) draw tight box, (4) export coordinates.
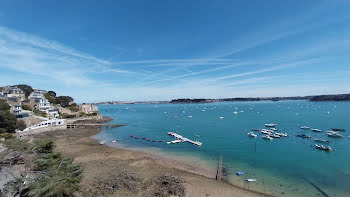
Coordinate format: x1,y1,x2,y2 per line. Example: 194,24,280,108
13,104,22,114
39,98,51,112
28,92,44,99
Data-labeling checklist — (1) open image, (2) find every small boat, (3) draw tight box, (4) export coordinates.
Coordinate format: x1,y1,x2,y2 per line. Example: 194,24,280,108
151,140,156,142
244,179,257,182
276,132,288,137
263,135,273,140
301,126,310,130
311,129,322,132
252,128,261,132
134,136,139,139
270,134,281,139
187,116,192,118
236,171,244,176
158,140,163,142
111,140,117,143
270,128,277,131
327,131,343,138
99,141,106,145
314,138,330,144
332,128,345,132
233,111,238,114
296,134,312,139
219,116,224,119
129,134,133,137
247,132,257,138
315,144,331,151
261,130,272,135
265,124,277,127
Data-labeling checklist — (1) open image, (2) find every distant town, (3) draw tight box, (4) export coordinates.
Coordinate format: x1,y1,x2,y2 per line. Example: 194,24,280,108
94,93,350,105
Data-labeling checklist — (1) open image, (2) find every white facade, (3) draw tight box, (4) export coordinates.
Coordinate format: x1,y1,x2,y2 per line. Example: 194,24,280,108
13,104,22,114
39,98,51,111
21,119,65,132
28,92,44,99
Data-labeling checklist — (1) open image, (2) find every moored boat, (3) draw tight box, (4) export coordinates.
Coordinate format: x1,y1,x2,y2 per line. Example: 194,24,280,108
263,135,273,140
315,144,331,151
327,131,343,138
265,123,277,127
314,138,330,144
296,134,312,139
252,128,261,131
311,129,321,132
244,179,257,182
247,132,257,138
301,126,310,129
332,128,345,132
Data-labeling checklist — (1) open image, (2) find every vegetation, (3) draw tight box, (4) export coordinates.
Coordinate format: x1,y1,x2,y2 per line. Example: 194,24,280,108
3,139,83,197
33,109,47,117
60,113,77,119
4,138,29,152
15,84,34,98
1,132,14,139
22,104,32,111
16,119,27,131
68,103,79,112
0,86,3,92
0,105,18,133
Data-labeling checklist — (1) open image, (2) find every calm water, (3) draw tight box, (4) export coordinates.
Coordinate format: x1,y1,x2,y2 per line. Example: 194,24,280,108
95,101,350,197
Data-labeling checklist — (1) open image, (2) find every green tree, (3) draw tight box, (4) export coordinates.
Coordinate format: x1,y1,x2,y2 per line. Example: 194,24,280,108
0,111,17,133
0,99,10,111
55,96,73,107
15,84,34,98
44,91,56,103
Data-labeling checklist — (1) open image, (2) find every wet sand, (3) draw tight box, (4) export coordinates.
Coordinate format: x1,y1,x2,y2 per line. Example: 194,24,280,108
31,127,273,197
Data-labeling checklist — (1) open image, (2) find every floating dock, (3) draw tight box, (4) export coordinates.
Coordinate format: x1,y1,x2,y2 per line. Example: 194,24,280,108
167,132,202,146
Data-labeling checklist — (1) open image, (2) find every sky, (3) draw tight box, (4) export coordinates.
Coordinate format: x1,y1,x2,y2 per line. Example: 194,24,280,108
0,0,349,102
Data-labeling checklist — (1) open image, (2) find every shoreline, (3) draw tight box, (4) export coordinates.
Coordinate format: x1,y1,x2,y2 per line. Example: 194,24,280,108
29,122,273,197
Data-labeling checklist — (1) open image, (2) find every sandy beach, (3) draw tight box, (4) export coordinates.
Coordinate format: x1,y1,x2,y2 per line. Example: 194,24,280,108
27,125,272,197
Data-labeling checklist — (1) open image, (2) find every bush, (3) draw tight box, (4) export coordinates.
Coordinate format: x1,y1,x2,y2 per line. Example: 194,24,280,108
22,105,32,111
4,138,29,152
34,139,55,154
29,140,83,197
60,113,76,119
0,111,18,133
68,103,79,112
1,132,13,139
16,119,27,131
0,99,10,111
33,109,47,117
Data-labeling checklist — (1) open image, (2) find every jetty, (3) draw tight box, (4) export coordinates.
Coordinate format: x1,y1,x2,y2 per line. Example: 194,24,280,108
216,156,223,181
166,132,202,146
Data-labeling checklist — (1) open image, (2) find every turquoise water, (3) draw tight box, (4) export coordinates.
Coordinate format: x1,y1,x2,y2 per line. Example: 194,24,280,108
95,101,350,197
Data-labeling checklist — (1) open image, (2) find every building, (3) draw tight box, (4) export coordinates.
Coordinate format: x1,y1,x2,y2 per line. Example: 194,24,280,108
28,92,44,99
48,109,59,118
39,98,51,112
79,104,99,114
32,88,48,94
2,86,25,101
13,104,22,114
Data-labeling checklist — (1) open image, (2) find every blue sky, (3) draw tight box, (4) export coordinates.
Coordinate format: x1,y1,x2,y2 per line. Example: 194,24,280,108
0,0,349,102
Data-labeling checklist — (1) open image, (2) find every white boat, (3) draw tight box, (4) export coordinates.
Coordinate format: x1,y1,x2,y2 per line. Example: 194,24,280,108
270,134,281,139
270,128,277,131
261,130,272,135
265,124,277,127
247,132,257,138
327,131,343,138
187,116,192,118
263,135,273,140
244,179,257,182
311,129,321,132
301,126,310,130
99,141,106,145
219,116,224,119
233,111,238,114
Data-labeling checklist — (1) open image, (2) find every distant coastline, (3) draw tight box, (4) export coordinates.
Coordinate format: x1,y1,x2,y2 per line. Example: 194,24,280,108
94,93,350,105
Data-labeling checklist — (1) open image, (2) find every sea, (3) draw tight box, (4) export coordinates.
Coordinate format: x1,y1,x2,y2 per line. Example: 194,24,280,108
94,100,350,197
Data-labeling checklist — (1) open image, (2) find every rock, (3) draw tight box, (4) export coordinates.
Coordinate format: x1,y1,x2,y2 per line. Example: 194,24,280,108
153,175,186,197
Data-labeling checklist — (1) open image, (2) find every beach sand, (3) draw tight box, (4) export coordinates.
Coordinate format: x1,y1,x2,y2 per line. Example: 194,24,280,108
29,127,272,197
